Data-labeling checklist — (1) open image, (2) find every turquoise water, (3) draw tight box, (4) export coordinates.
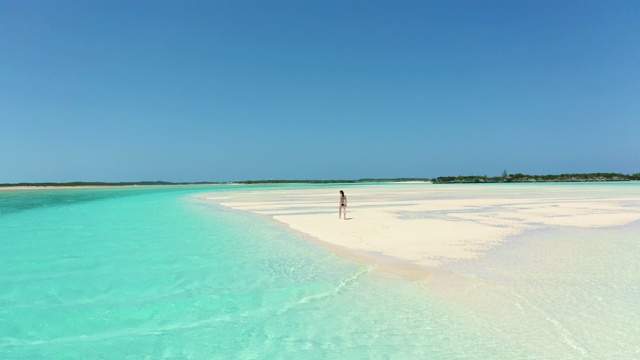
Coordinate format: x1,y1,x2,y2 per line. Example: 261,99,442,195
1,184,639,359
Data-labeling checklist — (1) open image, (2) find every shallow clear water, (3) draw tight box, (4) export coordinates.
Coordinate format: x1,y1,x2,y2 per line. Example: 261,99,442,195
437,223,640,359
1,184,639,359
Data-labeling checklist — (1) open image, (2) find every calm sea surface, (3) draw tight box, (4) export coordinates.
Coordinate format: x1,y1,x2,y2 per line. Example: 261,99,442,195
1,184,639,359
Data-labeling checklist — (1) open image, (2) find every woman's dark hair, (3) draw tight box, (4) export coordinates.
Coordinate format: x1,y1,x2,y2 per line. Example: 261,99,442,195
340,190,344,196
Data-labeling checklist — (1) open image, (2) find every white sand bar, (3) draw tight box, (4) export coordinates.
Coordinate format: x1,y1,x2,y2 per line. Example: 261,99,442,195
202,183,640,269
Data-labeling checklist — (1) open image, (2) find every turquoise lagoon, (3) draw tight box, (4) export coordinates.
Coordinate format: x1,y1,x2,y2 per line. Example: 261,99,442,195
1,184,639,359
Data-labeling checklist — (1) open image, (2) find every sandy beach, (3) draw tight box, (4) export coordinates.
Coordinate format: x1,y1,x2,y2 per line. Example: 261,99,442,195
203,183,640,272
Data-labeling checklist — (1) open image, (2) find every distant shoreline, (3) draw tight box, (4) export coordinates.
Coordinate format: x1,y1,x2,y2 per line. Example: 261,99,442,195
0,182,222,191
1,173,639,189
0,179,430,189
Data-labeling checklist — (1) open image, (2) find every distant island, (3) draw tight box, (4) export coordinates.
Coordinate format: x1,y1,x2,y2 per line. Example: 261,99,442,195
238,178,429,184
238,173,639,184
1,173,639,188
0,178,431,188
0,181,221,188
432,172,640,184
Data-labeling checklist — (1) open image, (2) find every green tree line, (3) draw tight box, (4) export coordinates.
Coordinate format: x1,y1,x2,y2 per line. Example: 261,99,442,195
433,173,640,184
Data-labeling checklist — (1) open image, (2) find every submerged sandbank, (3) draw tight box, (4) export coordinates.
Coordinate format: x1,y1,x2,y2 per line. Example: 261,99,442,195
202,183,640,271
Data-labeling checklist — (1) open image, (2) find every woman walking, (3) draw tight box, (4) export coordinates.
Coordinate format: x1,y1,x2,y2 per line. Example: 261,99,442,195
339,190,347,220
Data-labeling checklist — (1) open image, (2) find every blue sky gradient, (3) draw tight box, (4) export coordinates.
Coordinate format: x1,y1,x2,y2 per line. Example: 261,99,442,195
2,1,639,182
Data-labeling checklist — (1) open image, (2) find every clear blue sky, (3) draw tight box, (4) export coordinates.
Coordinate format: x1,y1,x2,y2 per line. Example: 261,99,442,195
1,1,639,182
